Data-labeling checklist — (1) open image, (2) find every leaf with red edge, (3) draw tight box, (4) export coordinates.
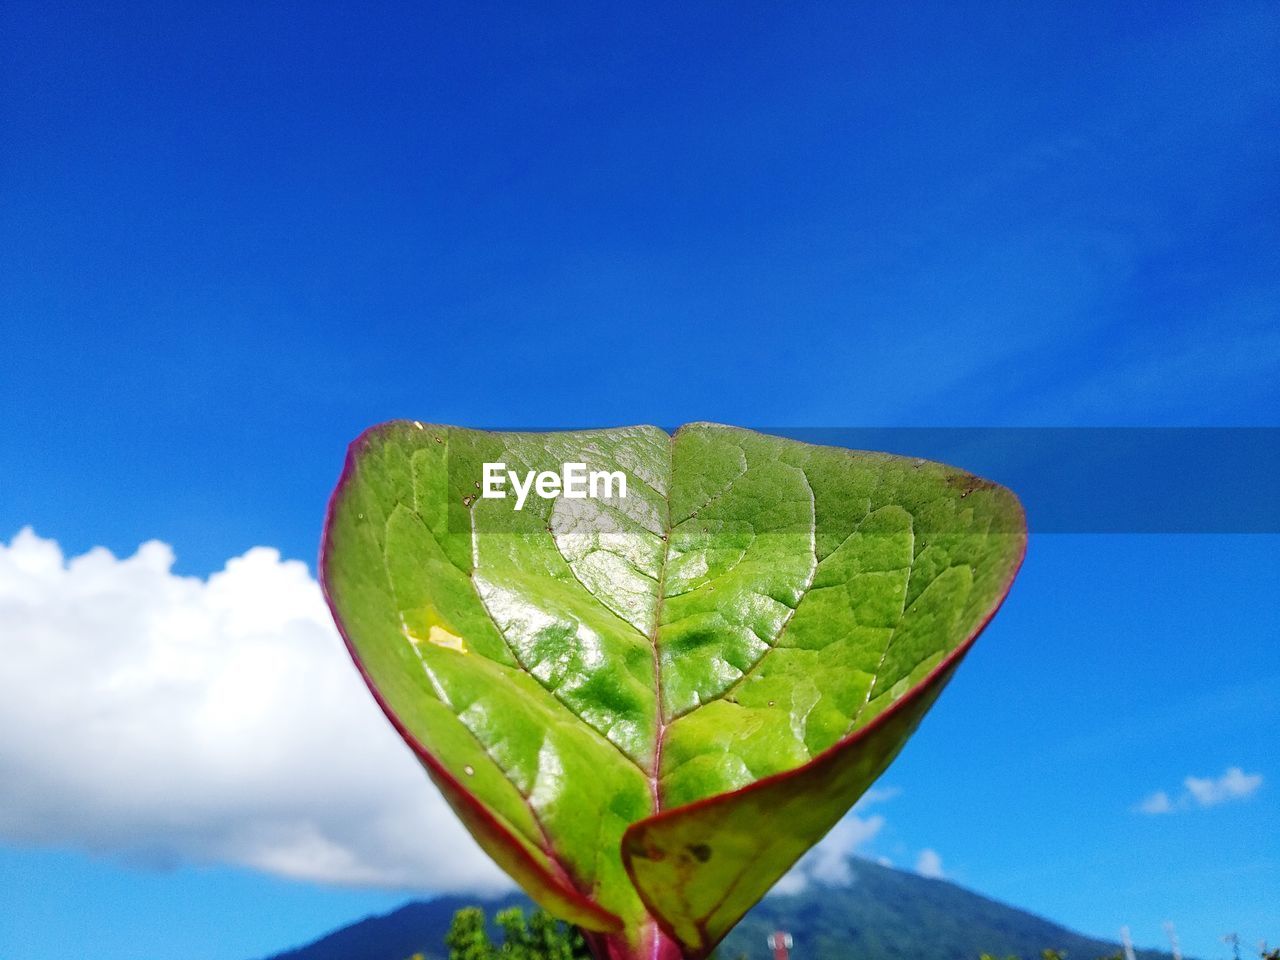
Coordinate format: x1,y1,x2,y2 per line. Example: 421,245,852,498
320,423,1025,960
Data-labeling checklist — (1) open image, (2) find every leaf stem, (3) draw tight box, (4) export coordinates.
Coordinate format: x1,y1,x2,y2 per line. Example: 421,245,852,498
584,920,686,960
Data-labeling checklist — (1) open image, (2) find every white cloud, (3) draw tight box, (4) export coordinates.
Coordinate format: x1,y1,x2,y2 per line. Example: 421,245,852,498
0,528,509,892
1137,790,1173,815
770,790,896,895
1135,767,1263,815
1184,768,1263,807
856,786,901,808
915,848,944,879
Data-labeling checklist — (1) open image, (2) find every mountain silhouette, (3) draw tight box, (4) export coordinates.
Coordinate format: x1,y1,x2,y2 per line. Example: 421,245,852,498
258,857,1178,960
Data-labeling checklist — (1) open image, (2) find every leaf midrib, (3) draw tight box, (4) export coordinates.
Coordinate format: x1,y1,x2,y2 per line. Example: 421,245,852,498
646,429,676,813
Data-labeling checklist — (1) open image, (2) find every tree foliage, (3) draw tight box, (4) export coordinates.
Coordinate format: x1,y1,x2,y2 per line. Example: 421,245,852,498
441,905,591,960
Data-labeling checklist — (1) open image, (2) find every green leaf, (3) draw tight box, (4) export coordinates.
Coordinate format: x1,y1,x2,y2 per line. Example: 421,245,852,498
321,423,1026,960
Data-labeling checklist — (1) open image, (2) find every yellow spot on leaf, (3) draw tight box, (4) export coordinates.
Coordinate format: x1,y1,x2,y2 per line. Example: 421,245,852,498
401,605,466,652
426,624,466,651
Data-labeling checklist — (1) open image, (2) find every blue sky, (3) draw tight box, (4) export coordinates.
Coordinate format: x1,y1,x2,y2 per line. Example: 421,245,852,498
1,2,1277,959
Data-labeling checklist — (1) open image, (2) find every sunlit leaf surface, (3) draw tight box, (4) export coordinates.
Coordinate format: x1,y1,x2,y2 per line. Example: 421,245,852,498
321,423,1025,960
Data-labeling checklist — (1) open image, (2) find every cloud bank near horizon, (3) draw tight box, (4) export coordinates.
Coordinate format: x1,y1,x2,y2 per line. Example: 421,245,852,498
770,788,916,895
914,848,945,879
0,528,508,892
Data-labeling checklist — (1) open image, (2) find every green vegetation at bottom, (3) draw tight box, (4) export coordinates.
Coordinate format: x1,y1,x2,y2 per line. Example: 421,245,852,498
412,906,589,960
